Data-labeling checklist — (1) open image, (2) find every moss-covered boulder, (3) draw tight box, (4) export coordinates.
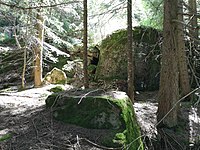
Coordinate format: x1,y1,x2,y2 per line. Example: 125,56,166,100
46,89,143,149
43,67,67,84
96,26,161,91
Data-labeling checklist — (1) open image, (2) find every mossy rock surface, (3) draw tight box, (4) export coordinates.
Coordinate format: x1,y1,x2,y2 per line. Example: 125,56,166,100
49,85,65,93
0,133,12,142
96,26,161,91
46,89,143,149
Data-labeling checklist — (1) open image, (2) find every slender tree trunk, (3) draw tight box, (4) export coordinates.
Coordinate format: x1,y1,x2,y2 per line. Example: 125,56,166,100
188,0,198,88
22,11,30,89
22,47,27,89
157,0,179,128
188,0,198,45
127,0,134,103
83,0,89,88
177,0,191,100
34,12,44,87
13,21,21,49
13,20,26,89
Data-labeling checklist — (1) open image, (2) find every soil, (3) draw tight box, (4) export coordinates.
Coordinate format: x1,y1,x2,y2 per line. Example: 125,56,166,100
0,85,200,150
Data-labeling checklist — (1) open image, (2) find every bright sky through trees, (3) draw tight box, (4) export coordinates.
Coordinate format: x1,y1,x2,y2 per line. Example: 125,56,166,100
88,0,146,43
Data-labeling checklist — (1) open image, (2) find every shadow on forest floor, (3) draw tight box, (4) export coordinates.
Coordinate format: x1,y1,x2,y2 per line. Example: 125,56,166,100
0,87,200,150
0,85,109,150
135,91,200,150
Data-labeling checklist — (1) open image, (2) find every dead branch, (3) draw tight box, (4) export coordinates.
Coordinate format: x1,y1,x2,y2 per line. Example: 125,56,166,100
156,87,200,127
78,89,104,104
0,1,81,10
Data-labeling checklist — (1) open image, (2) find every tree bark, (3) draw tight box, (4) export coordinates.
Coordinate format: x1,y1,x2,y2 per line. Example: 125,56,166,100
83,0,89,88
127,0,134,103
188,0,198,45
157,0,179,128
34,12,44,87
177,0,191,100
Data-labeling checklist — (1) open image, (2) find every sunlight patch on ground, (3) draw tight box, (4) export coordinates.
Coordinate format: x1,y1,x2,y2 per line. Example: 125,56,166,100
188,106,200,145
0,46,11,52
0,129,9,136
0,84,73,115
134,102,158,138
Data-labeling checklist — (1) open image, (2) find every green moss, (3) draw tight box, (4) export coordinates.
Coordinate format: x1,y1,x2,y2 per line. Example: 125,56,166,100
45,93,59,107
113,132,126,145
46,92,143,149
49,86,65,93
96,26,161,91
52,97,124,129
101,130,123,148
112,98,144,150
0,134,12,142
56,80,66,84
88,64,96,73
66,78,75,84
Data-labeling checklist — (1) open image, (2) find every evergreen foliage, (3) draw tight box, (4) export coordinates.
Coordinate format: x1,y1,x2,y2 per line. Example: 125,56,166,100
141,0,163,29
0,0,83,50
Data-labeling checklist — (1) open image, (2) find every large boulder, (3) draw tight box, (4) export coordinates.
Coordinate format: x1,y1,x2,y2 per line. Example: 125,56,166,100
46,89,143,149
43,67,67,84
95,26,161,91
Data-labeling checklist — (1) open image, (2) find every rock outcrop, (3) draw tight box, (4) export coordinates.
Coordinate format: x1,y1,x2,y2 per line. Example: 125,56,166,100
46,89,143,149
95,26,161,91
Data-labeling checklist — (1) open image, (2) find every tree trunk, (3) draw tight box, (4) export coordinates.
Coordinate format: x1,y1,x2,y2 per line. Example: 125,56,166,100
188,0,199,87
188,0,198,45
157,0,179,128
34,12,44,87
177,0,191,100
22,47,27,89
127,0,134,103
83,0,89,88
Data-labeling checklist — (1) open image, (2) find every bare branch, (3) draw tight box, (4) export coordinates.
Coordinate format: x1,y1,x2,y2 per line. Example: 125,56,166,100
0,0,81,10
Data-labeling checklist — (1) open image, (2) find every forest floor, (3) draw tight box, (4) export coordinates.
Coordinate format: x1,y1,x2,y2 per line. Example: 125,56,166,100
0,84,199,150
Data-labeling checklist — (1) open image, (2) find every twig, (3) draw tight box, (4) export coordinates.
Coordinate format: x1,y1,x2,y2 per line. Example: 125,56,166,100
0,1,81,10
187,57,200,87
75,135,81,148
126,134,146,150
50,94,61,108
31,118,39,140
156,87,200,127
78,89,102,104
165,131,184,150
